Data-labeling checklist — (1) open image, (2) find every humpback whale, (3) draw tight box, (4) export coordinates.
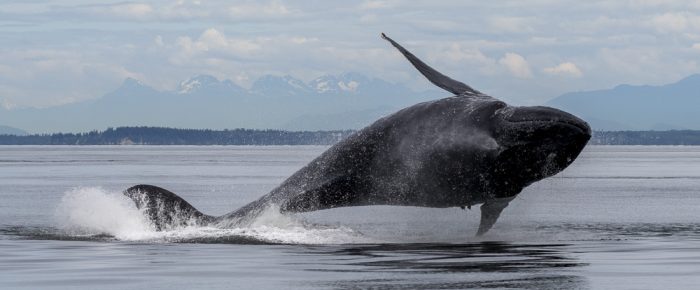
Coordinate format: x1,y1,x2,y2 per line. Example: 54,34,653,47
124,34,591,236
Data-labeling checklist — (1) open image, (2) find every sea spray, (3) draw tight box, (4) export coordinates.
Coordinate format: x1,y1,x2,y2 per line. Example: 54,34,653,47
54,187,157,240
54,187,369,244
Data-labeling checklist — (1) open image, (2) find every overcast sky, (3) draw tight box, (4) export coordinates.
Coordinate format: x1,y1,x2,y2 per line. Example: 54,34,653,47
1,0,699,108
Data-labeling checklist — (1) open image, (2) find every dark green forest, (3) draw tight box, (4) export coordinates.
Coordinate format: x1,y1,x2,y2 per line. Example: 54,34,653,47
0,127,353,145
589,130,700,145
2,127,700,145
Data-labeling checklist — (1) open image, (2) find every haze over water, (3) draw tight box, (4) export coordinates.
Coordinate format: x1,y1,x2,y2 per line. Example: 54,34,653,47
1,145,699,289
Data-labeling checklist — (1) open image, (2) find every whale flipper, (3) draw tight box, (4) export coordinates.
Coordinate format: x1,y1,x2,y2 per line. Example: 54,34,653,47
381,33,482,96
476,196,515,236
124,184,215,230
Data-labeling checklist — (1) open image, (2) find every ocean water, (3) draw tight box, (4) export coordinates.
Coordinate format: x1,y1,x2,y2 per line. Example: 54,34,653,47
0,145,699,289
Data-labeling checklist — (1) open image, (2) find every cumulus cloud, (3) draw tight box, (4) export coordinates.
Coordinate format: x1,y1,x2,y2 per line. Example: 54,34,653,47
3,1,700,107
543,62,583,77
433,44,499,75
164,28,338,87
499,53,532,78
175,28,262,58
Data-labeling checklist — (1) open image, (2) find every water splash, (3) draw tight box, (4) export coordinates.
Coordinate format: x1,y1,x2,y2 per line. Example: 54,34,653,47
54,187,156,240
53,187,369,244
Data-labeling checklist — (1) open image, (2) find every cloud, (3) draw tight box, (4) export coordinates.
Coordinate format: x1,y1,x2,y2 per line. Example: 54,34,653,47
360,0,396,10
359,14,379,23
0,48,139,108
71,2,156,20
651,12,700,33
159,0,210,20
432,43,499,75
109,3,153,18
499,53,532,78
3,0,700,108
154,35,164,47
488,16,535,33
165,28,338,87
175,28,262,58
543,62,583,77
1,98,13,110
229,1,293,18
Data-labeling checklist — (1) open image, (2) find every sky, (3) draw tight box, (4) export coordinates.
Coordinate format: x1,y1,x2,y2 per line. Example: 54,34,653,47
1,0,699,108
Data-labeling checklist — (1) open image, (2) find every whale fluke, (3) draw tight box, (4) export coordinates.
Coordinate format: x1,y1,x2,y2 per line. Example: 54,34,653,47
124,185,215,230
381,33,482,96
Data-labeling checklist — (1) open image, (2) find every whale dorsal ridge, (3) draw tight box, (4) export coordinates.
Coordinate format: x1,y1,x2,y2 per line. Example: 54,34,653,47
381,33,482,97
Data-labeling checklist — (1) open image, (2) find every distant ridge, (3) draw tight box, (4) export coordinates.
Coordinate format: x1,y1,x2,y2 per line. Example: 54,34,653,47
0,73,439,133
1,127,700,145
0,125,27,136
590,130,700,145
4,72,700,133
548,74,700,130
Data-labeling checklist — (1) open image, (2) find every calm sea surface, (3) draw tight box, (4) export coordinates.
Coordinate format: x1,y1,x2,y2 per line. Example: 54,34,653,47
1,145,699,289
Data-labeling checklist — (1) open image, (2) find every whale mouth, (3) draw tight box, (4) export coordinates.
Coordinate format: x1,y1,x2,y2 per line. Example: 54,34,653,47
505,106,591,137
510,119,591,137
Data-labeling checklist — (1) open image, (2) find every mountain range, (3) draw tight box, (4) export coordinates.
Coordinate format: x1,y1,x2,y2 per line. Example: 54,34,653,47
548,74,700,130
0,73,440,133
1,72,699,133
0,125,27,136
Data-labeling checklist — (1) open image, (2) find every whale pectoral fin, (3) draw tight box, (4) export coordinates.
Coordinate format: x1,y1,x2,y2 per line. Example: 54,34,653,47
124,184,215,230
476,196,516,236
381,33,482,96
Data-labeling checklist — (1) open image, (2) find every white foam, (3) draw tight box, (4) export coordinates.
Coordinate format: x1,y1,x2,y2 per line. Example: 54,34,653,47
54,187,370,244
54,187,157,240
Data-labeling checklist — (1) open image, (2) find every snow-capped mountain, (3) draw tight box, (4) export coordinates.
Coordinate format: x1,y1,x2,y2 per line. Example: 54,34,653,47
178,75,246,96
0,73,440,133
310,75,353,94
251,75,312,97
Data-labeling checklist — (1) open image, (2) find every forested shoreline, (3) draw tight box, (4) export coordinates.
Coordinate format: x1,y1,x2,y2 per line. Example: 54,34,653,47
0,127,353,145
2,127,700,145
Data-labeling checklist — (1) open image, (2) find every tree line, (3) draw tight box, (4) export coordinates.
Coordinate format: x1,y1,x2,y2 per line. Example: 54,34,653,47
2,127,700,145
0,127,354,145
589,130,700,145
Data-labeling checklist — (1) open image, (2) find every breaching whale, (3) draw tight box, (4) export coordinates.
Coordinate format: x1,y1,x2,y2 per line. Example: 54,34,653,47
124,34,591,236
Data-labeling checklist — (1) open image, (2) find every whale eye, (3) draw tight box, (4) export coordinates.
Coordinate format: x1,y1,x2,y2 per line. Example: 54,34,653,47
479,101,507,120
485,101,507,114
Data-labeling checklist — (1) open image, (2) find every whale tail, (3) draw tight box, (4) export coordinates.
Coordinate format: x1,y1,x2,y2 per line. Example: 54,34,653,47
124,184,215,230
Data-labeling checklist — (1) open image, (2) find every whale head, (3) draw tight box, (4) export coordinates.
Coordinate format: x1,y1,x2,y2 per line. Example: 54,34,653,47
483,102,591,196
